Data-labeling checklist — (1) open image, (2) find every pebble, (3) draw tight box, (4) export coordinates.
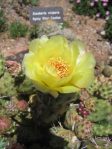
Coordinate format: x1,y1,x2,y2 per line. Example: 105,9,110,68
102,65,112,77
100,30,106,36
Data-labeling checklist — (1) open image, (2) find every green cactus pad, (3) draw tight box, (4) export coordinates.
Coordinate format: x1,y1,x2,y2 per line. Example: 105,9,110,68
84,138,112,149
17,77,37,95
87,79,101,96
50,126,80,149
0,72,17,97
92,123,112,136
88,99,112,122
98,82,112,100
83,97,96,112
64,104,82,130
75,119,93,139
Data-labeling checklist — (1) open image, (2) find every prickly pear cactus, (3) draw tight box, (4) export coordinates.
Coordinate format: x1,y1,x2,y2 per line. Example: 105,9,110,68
62,95,112,146
88,99,112,122
92,123,112,136
84,138,112,149
83,97,96,112
64,105,93,139
98,82,112,100
75,119,93,139
0,54,5,77
50,125,81,149
64,104,82,130
87,77,112,101
17,77,37,95
0,72,17,97
87,78,101,96
78,101,91,117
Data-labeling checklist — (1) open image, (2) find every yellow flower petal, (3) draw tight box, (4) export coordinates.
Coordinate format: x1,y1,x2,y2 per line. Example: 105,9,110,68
37,36,73,65
57,85,80,93
29,35,48,52
76,52,96,69
71,52,96,88
23,52,39,80
71,69,94,88
23,52,50,92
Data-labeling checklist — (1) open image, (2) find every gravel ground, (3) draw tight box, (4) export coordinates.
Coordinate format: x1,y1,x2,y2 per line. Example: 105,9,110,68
0,0,111,65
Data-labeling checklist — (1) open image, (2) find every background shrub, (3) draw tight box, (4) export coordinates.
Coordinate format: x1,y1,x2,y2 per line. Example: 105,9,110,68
30,0,39,5
73,0,97,16
72,0,112,19
104,15,112,42
0,9,7,32
22,0,39,5
9,21,28,38
29,25,39,40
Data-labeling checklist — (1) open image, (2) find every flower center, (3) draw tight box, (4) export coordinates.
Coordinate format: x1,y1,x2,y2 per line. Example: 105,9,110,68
48,57,70,78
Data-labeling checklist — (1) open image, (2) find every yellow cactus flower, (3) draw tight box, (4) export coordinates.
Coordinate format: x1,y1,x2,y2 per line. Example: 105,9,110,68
23,35,96,97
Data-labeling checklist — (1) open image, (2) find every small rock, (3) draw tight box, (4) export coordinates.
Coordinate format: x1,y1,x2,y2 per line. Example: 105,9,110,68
100,30,106,36
102,65,112,77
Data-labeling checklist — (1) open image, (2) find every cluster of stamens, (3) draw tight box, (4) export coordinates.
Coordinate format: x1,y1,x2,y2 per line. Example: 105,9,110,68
48,57,70,78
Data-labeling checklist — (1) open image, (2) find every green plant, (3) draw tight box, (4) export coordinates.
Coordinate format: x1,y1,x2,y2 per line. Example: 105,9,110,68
17,77,37,94
0,54,5,77
75,119,93,139
30,0,38,5
72,0,97,16
84,138,112,149
58,95,112,145
0,9,7,32
9,21,28,38
87,78,101,96
64,104,93,140
29,25,39,39
88,99,112,122
92,123,112,136
98,82,112,100
72,0,112,19
0,72,17,97
104,15,112,42
22,0,39,5
87,79,112,100
64,104,82,130
0,55,17,97
50,126,81,149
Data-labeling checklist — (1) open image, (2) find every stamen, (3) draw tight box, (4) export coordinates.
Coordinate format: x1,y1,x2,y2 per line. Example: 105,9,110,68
48,57,70,78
